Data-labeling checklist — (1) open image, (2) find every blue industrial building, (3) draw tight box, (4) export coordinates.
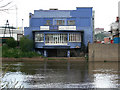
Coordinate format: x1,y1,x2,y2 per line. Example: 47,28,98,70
24,7,94,57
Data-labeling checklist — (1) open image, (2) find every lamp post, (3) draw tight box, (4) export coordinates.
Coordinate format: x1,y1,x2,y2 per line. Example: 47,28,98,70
22,19,24,35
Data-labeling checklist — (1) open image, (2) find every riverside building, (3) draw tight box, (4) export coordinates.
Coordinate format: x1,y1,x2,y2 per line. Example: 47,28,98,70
24,7,94,57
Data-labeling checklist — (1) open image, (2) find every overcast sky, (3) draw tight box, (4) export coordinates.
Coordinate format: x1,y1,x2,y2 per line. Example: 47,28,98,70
0,0,119,31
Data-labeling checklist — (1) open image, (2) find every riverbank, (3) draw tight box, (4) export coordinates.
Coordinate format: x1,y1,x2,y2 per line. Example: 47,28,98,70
1,57,86,62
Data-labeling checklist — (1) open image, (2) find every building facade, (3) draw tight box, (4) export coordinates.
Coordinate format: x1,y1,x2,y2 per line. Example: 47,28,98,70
94,28,104,35
109,17,120,43
24,7,94,57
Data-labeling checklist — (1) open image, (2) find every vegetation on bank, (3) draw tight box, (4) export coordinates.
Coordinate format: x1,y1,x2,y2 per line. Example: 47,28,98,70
1,36,88,59
2,37,41,58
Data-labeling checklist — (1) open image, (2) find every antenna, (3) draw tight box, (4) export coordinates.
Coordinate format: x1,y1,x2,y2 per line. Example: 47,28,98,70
4,20,11,37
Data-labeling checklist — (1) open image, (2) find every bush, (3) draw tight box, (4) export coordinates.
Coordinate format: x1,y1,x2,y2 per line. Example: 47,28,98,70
6,37,17,48
2,45,40,58
19,36,33,52
2,36,41,58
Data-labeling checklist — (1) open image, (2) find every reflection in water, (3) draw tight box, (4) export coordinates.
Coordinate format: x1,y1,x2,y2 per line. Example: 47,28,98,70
94,74,118,88
89,62,119,88
2,61,120,88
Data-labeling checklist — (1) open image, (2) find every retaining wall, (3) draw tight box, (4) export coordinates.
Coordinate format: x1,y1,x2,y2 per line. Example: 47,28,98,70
88,43,119,61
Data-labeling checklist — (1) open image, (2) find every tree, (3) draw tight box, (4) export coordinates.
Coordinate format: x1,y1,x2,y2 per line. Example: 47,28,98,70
19,36,33,52
6,37,17,48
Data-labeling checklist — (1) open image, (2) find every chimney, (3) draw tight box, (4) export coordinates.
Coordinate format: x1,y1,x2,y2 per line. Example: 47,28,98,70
49,8,58,10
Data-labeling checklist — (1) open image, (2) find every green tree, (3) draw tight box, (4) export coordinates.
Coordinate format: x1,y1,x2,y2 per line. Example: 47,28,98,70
6,37,17,48
19,36,33,52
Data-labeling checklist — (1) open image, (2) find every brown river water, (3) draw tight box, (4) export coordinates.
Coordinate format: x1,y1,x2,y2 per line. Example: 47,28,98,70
1,60,120,89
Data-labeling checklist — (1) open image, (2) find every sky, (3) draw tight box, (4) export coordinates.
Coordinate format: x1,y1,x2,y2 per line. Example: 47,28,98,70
0,0,120,31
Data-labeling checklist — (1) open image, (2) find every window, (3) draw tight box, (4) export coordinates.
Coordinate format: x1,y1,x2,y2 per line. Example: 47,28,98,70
67,20,75,25
46,20,50,25
69,33,81,42
35,33,44,42
56,20,65,25
45,34,67,45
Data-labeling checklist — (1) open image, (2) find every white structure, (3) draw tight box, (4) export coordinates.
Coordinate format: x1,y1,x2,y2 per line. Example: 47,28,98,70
118,1,120,37
94,28,104,35
110,17,119,38
0,27,23,41
110,22,119,36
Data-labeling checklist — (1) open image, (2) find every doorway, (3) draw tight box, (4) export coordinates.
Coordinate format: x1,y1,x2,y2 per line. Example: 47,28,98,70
47,49,67,57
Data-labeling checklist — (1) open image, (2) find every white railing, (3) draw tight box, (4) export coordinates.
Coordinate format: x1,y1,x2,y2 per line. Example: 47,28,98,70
45,43,67,45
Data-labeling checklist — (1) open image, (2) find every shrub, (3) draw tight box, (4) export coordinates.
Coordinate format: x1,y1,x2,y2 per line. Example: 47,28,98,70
19,36,33,52
6,37,17,48
2,46,40,58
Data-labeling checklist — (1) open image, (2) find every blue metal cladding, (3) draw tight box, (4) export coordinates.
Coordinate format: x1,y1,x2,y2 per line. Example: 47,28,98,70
113,37,120,43
24,7,93,48
71,7,92,17
33,10,71,18
30,18,53,27
76,18,91,27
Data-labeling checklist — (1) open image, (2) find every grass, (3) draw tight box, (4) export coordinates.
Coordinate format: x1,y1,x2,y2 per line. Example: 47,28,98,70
47,58,56,60
47,58,67,60
2,45,41,58
58,58,67,60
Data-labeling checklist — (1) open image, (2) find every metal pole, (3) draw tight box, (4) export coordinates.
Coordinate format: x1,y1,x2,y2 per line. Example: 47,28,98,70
22,19,24,35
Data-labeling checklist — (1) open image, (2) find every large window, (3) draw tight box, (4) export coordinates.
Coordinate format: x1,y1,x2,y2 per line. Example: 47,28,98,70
35,33,44,42
45,34,67,45
67,20,75,25
56,20,65,25
69,33,81,42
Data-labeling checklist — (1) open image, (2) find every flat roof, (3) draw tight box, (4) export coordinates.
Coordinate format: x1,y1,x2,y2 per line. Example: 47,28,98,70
32,30,84,32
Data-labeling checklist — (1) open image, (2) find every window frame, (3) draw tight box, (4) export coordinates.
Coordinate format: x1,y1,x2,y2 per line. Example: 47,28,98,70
35,33,44,42
67,20,75,25
69,33,81,42
45,33,67,45
46,20,51,25
56,20,65,25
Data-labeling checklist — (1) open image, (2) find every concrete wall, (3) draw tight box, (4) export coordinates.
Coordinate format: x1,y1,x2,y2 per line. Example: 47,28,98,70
88,43,119,61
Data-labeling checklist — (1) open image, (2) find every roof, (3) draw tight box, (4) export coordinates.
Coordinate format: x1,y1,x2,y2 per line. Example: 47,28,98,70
32,30,84,32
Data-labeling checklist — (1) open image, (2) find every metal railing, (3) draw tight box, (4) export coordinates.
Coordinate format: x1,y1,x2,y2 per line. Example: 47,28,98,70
0,29,23,34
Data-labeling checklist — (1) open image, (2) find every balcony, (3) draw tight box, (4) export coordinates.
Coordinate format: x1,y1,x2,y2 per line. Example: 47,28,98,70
45,33,68,45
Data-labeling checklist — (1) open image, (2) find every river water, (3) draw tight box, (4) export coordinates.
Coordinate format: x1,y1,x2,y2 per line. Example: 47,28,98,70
1,60,120,89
